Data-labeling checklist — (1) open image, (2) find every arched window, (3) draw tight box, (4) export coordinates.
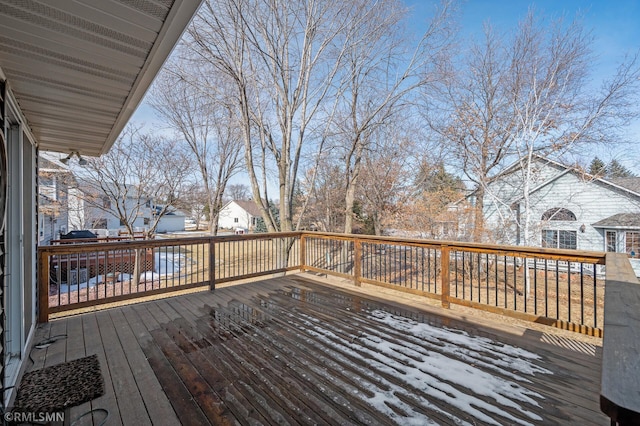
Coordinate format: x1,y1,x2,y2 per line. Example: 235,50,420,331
541,208,576,221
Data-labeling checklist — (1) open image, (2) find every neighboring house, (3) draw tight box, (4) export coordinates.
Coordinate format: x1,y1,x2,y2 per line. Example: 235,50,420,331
68,186,186,234
467,155,640,270
155,207,186,233
218,200,262,231
38,152,70,244
67,183,154,232
0,0,202,406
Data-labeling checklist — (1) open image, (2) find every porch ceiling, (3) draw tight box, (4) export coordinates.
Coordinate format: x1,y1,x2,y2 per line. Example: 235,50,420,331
0,0,202,156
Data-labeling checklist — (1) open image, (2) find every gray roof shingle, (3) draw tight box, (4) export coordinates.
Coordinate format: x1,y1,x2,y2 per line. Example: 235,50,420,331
610,178,640,194
233,200,263,217
592,213,640,228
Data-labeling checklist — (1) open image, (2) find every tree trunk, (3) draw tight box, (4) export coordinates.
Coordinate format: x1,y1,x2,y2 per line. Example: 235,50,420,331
473,186,485,242
521,149,534,297
344,183,356,234
373,212,382,236
344,139,364,234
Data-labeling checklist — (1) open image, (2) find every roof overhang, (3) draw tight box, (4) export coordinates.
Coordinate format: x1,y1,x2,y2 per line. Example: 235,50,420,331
592,225,640,230
0,0,202,156
592,213,640,229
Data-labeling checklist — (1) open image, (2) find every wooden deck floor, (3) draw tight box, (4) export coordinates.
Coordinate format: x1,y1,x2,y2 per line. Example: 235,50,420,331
27,275,607,425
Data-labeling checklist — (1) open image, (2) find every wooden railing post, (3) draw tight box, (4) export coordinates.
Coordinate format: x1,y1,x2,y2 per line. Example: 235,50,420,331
441,245,450,309
600,252,640,424
209,237,215,291
300,233,306,272
38,249,50,323
354,238,362,287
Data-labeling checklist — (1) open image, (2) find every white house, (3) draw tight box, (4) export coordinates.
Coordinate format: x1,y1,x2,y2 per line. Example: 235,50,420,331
67,183,154,232
218,200,262,231
469,155,640,262
67,186,186,234
0,0,202,407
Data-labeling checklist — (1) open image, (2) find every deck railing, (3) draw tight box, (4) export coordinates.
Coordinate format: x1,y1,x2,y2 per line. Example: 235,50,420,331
38,232,607,336
37,233,301,322
301,232,606,337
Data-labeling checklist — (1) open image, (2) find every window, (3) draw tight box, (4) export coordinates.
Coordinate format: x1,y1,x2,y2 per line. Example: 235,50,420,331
541,230,557,248
143,218,150,225
251,217,256,226
541,230,577,250
541,208,576,221
234,218,239,223
39,175,56,200
91,219,107,229
558,230,577,249
102,197,111,209
626,231,640,258
606,231,617,252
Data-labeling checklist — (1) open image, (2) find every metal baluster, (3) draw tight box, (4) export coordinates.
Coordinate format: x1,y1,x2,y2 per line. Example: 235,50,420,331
580,263,584,327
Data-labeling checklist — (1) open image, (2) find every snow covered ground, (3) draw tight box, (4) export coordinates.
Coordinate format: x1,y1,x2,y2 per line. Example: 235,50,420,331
60,250,189,293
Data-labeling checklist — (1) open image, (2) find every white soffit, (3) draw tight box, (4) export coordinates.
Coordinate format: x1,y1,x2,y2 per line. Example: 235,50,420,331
0,0,202,156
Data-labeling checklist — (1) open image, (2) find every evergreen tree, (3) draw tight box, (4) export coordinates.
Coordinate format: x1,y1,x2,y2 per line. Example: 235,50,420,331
254,201,280,233
415,161,463,194
588,157,635,179
588,157,606,176
607,159,635,179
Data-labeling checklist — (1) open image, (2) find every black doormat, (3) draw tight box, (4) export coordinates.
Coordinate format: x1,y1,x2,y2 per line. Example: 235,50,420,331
14,355,104,412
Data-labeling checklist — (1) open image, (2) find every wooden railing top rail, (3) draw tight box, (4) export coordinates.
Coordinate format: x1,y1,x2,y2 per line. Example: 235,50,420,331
38,236,215,256
300,231,607,264
38,231,606,266
39,232,303,256
209,231,302,242
600,253,640,425
49,235,147,245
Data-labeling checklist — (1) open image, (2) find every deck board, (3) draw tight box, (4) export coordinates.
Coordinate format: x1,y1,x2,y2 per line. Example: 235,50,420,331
130,303,213,426
110,308,180,425
82,312,123,426
30,274,608,425
64,315,92,425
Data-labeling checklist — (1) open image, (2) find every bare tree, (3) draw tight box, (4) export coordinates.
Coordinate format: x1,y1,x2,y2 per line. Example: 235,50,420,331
333,0,455,233
186,0,358,235
356,130,414,236
387,154,467,239
428,10,640,243
297,158,345,232
149,60,243,235
73,126,192,238
69,126,192,286
225,183,250,201
173,182,208,230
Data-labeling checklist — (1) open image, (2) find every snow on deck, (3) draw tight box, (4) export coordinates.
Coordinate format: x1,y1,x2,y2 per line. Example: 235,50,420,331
299,308,550,426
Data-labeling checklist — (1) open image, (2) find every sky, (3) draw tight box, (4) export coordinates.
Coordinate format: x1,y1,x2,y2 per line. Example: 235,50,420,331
131,0,640,174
